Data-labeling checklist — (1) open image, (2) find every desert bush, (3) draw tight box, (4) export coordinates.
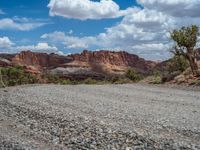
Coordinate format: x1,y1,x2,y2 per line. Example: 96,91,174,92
81,78,98,84
111,76,120,83
109,75,132,84
144,71,162,84
167,55,189,73
1,66,38,86
152,71,162,84
161,55,189,83
125,69,142,82
45,74,60,83
60,79,72,85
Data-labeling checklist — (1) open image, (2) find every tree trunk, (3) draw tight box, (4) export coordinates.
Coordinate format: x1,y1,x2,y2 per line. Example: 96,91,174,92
187,54,200,76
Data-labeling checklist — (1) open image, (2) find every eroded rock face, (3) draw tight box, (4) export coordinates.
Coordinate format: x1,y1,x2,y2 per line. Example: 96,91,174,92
12,51,71,70
69,50,156,74
1,50,157,77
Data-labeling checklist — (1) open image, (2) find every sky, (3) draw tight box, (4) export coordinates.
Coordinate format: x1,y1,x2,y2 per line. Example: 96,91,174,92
0,0,200,60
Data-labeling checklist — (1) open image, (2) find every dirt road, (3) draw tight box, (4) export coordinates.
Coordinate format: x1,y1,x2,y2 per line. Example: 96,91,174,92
0,84,200,149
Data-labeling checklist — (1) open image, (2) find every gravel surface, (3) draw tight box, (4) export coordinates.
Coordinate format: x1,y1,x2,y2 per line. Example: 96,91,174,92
0,84,200,150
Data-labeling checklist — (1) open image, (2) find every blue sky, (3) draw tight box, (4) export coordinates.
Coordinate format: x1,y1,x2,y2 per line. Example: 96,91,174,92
0,0,200,60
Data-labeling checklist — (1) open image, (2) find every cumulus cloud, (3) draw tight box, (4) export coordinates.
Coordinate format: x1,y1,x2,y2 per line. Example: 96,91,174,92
43,0,200,60
48,0,136,20
0,36,15,53
0,38,63,55
0,37,14,49
16,42,63,54
41,31,96,49
0,17,49,31
131,43,172,60
42,6,173,60
137,0,200,17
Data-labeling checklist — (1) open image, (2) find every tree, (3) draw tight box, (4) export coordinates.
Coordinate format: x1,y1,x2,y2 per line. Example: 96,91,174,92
170,25,200,76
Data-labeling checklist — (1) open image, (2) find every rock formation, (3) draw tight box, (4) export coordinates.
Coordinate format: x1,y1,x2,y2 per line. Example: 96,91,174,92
68,50,156,74
0,50,157,79
12,51,71,69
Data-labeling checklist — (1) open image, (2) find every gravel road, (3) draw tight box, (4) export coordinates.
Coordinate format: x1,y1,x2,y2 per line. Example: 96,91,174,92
0,84,200,150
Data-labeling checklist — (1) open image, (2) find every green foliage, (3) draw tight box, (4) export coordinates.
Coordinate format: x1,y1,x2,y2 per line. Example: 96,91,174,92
145,70,162,84
60,79,71,85
111,76,120,83
125,69,142,82
152,71,162,84
0,67,144,87
171,25,199,50
1,66,38,86
110,76,131,84
161,55,189,83
45,74,60,83
170,25,200,76
81,78,98,84
168,55,189,73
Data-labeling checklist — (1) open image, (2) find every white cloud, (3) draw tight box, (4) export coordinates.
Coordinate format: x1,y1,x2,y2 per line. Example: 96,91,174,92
0,17,49,31
40,0,200,60
41,31,96,49
48,0,136,20
0,39,63,55
0,37,14,48
16,42,63,54
131,43,172,60
137,0,200,17
0,36,15,53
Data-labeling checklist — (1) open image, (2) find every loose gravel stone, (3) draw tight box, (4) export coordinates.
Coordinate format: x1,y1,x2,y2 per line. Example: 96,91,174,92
0,84,200,149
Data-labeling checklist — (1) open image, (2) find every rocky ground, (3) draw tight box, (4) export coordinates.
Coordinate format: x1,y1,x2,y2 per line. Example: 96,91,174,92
0,84,200,150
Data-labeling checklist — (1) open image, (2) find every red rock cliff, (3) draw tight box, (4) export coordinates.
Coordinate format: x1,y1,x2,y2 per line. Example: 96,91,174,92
69,50,156,74
2,50,157,75
12,51,71,69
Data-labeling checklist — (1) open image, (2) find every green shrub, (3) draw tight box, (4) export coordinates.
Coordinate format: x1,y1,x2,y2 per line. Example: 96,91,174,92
160,55,189,83
81,78,98,84
167,55,189,73
110,75,131,84
60,79,72,85
152,71,162,84
45,74,60,83
1,66,38,86
125,69,142,82
111,76,120,83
